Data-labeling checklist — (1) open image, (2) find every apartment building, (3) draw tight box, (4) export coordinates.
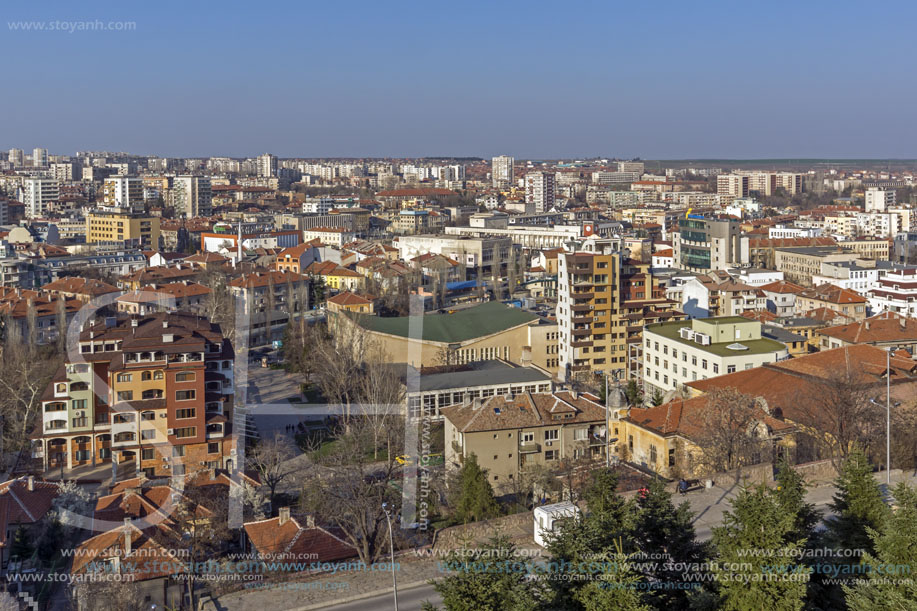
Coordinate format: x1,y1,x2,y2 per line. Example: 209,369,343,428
394,234,512,278
85,209,161,247
556,250,625,381
795,284,868,321
680,271,764,318
642,317,788,396
491,155,514,188
759,280,805,316
525,171,556,213
442,390,608,495
774,246,859,286
171,175,213,217
21,178,60,218
868,267,917,317
840,237,890,261
865,188,895,212
102,176,144,211
716,174,749,197
32,313,235,477
228,270,311,346
673,216,744,272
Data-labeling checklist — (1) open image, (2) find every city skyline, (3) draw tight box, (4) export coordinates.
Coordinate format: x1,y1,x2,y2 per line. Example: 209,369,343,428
5,0,917,158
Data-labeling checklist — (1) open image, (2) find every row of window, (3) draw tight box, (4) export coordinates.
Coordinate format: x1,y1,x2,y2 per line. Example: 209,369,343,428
115,389,195,402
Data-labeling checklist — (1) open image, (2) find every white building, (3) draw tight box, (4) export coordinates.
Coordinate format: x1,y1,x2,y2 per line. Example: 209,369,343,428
868,267,917,317
525,171,556,213
768,225,823,239
534,502,581,547
21,178,60,218
257,153,277,178
302,198,335,215
32,147,48,168
7,149,23,168
642,317,788,396
491,155,514,188
102,176,144,211
865,188,895,212
171,176,212,218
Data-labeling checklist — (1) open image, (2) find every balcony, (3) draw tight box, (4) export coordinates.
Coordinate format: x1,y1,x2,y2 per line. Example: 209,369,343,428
571,304,592,312
572,340,594,348
572,328,591,336
519,441,541,454
571,314,592,323
572,292,594,301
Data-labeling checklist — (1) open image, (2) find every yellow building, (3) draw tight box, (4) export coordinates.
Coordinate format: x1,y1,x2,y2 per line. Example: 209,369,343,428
86,210,161,247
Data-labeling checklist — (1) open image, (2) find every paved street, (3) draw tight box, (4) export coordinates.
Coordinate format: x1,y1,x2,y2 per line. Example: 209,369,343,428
308,583,440,611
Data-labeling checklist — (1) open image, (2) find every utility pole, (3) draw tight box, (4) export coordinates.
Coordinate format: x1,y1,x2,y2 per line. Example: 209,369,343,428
887,346,891,485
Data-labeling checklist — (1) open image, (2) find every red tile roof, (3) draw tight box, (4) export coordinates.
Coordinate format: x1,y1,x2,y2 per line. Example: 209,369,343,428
244,514,356,562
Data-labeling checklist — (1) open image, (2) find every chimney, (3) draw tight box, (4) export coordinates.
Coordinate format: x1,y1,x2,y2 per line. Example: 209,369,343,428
305,514,315,528
278,507,291,526
123,517,132,556
865,321,870,330
162,320,168,329
27,476,34,492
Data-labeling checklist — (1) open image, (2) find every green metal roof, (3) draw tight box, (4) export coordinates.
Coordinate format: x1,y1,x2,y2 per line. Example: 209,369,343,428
355,301,538,343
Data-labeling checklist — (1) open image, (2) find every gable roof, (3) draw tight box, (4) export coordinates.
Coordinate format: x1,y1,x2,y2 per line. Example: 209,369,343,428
817,311,917,344
798,283,867,304
441,391,605,433
243,515,356,561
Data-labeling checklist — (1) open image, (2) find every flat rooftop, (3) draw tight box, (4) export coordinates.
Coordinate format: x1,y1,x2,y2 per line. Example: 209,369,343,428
407,360,552,392
645,320,788,357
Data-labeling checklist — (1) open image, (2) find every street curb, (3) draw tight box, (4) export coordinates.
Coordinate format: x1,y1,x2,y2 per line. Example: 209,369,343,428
290,580,433,611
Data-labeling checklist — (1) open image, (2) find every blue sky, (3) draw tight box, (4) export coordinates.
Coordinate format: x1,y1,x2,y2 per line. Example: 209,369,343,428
3,0,916,159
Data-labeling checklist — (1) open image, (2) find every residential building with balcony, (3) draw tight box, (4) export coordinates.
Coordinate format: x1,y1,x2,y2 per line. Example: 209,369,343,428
442,391,608,495
868,267,917,317
795,283,868,321
32,312,235,478
228,270,311,346
679,270,764,318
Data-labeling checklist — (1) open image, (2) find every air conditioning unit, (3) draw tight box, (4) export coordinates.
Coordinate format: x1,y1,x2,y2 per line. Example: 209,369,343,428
545,441,553,447
696,333,711,346
162,456,170,462
679,327,694,340
162,464,170,470
167,429,174,435
160,413,167,418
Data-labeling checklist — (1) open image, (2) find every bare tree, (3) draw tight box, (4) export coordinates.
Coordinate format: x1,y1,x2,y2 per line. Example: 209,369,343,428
356,343,405,460
312,316,367,426
248,436,297,513
686,388,774,476
300,417,403,564
200,270,238,343
0,323,60,463
70,579,148,611
796,368,882,468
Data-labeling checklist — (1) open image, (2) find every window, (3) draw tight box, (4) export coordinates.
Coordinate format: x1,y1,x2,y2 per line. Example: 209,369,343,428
176,408,196,419
573,428,588,441
141,448,154,460
153,370,164,380
176,371,196,382
116,391,133,401
522,432,534,443
141,411,155,421
75,450,91,462
140,429,155,440
668,448,676,467
544,430,559,441
175,390,196,401
99,448,111,459
545,450,558,461
628,435,634,451
691,356,697,366
672,349,677,359
701,359,708,370
713,364,719,374
142,389,163,400
649,444,657,464
116,373,132,383
208,442,220,454
72,399,87,410
727,365,736,374
173,427,195,438
142,371,152,381
172,445,186,457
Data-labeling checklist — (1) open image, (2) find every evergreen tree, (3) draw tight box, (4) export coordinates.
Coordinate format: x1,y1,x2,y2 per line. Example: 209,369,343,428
431,535,542,611
544,469,637,609
650,389,665,407
38,518,64,564
824,448,889,556
624,379,643,406
451,453,501,524
773,459,819,545
712,484,810,611
9,526,31,561
572,548,652,611
632,478,707,608
845,482,917,609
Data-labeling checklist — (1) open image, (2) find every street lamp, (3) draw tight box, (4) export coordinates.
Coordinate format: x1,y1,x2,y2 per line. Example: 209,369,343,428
868,347,897,485
381,502,399,611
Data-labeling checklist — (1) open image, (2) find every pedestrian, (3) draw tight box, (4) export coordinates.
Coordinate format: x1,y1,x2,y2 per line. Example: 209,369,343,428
678,479,687,496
